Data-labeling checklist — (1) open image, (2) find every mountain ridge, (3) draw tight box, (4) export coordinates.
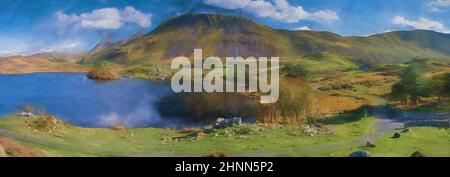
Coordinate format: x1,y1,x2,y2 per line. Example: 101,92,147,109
83,13,450,66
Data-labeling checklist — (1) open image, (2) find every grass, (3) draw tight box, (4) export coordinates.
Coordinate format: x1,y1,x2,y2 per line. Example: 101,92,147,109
0,115,379,157
367,127,450,157
313,127,450,157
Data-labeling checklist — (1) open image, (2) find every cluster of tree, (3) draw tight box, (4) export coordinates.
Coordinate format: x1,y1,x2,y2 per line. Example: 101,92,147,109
390,59,450,107
389,63,430,107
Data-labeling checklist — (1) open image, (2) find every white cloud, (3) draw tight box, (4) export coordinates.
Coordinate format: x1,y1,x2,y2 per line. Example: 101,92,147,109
37,41,84,53
293,26,311,31
203,0,339,23
0,37,85,57
428,0,450,10
121,7,152,28
56,6,152,30
391,16,448,33
0,38,29,56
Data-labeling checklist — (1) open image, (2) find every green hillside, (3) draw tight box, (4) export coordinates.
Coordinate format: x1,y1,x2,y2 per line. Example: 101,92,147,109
83,13,450,66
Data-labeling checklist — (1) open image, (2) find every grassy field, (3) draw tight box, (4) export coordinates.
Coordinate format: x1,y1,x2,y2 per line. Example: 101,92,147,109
309,127,450,157
1,114,448,157
0,115,378,157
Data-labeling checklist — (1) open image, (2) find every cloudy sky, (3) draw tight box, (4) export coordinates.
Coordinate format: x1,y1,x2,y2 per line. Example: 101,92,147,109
0,0,449,56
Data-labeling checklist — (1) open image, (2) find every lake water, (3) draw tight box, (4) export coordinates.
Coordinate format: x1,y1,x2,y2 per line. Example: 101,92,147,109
0,73,178,128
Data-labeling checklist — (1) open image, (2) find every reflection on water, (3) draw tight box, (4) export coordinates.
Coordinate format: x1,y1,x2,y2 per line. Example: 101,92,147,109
0,73,175,128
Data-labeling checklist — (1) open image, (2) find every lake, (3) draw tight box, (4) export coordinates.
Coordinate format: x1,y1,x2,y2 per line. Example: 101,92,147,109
0,73,179,128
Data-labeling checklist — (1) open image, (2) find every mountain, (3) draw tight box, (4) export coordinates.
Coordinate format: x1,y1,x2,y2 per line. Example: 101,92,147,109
90,41,117,54
29,52,84,62
83,13,450,66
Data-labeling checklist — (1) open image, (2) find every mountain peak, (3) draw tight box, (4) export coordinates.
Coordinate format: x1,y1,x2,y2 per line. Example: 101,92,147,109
151,13,266,34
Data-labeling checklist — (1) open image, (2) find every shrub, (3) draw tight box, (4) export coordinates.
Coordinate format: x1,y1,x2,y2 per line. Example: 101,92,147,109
283,64,309,79
28,115,59,133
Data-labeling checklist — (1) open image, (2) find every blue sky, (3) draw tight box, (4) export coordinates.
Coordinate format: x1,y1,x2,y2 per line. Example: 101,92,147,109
0,0,449,56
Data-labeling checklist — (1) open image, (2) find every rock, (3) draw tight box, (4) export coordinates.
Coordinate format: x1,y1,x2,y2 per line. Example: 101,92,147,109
214,117,242,128
231,117,242,125
411,151,426,157
215,118,225,126
392,132,401,139
365,141,376,148
349,150,372,157
303,125,317,136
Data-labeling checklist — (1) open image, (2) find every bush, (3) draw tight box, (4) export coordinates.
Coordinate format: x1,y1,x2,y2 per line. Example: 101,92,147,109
410,151,426,157
28,115,59,133
283,64,309,79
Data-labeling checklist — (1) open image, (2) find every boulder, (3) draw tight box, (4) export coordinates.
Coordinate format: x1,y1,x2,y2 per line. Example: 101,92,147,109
231,117,242,125
303,125,317,136
214,117,242,128
349,150,372,157
215,118,225,125
392,132,401,139
365,141,376,148
410,151,426,157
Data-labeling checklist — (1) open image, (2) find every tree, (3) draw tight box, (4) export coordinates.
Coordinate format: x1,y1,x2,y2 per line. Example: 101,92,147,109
443,73,450,98
389,64,430,107
430,72,450,103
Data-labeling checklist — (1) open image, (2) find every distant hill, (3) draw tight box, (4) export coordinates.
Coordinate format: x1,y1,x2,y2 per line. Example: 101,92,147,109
0,53,85,74
83,13,450,66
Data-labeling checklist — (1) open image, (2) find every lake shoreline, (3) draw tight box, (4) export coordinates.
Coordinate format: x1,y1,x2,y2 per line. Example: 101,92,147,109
0,70,87,75
0,67,88,75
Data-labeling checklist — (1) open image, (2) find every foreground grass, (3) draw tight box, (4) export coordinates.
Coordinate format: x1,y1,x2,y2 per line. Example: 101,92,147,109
312,127,450,157
1,115,448,157
367,127,450,157
0,115,377,157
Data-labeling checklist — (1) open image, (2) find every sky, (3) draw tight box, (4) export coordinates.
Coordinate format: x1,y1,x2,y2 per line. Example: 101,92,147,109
0,0,449,56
